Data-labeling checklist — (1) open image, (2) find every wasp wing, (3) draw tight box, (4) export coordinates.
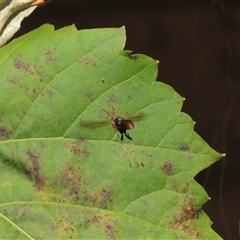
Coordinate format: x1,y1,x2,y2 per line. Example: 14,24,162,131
79,120,111,129
128,113,145,121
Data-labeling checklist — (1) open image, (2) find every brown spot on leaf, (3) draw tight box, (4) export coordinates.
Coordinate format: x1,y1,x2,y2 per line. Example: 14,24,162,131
94,215,102,224
140,162,145,167
99,188,112,207
39,142,47,149
53,217,75,234
181,206,200,221
70,145,81,156
3,158,24,175
0,124,12,139
104,215,118,239
79,56,97,66
32,88,38,96
14,56,34,74
26,150,46,191
168,179,190,194
161,161,174,175
170,195,200,235
170,211,202,239
7,77,18,84
83,92,93,99
107,95,117,106
45,50,54,63
76,146,89,157
169,181,177,192
141,150,153,158
82,188,113,208
26,151,40,171
42,89,54,98
101,78,105,84
60,164,81,202
179,143,189,151
105,224,116,238
66,140,90,157
181,182,189,193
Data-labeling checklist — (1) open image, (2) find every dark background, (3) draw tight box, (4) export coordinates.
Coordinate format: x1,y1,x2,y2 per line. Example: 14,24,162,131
15,1,240,239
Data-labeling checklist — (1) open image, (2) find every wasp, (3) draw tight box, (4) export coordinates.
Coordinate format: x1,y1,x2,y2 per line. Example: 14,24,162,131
100,109,135,141
80,105,143,167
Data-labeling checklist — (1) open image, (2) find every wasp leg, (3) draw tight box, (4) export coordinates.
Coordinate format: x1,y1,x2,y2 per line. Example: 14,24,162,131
120,137,139,167
124,131,132,140
130,139,139,167
120,140,132,167
123,132,139,167
120,133,124,141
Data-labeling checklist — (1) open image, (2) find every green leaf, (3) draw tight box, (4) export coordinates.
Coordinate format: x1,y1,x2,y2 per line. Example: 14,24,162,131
0,24,222,239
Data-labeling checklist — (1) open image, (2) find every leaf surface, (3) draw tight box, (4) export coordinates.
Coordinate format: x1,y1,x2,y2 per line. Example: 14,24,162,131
0,24,222,239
